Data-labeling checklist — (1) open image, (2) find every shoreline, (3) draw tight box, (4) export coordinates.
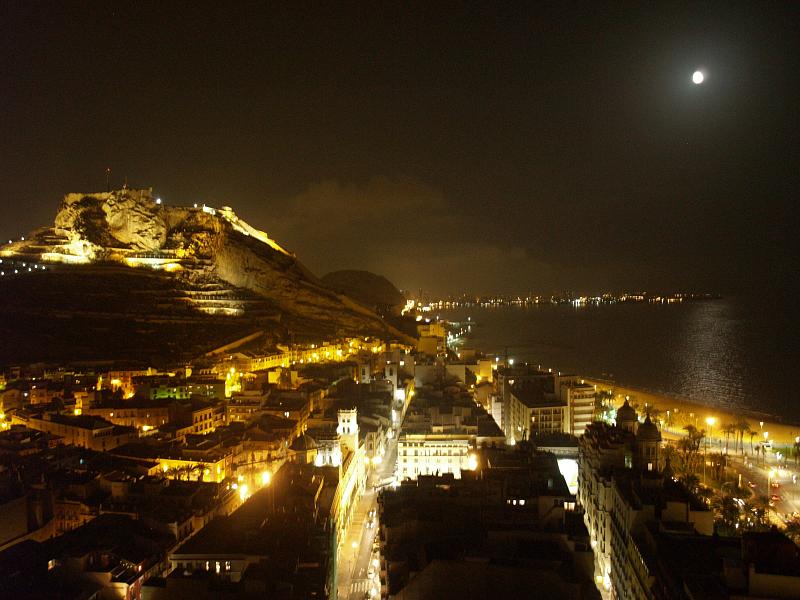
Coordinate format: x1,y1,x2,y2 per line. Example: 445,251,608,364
585,378,800,448
442,314,799,447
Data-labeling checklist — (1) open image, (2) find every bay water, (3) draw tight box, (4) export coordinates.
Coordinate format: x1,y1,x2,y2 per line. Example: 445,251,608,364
441,295,798,423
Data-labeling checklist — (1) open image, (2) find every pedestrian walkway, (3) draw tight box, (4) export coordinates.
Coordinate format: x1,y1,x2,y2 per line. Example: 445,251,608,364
350,579,370,594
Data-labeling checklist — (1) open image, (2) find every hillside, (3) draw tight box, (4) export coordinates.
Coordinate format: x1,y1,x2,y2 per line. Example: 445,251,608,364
322,270,405,315
0,188,412,365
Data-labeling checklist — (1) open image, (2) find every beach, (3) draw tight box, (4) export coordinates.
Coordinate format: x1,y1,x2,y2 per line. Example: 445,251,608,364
587,379,800,449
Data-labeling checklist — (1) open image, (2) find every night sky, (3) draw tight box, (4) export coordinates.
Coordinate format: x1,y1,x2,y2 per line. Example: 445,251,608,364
1,3,797,295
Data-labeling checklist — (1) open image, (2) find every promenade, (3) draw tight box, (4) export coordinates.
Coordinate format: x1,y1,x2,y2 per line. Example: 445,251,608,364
587,379,800,448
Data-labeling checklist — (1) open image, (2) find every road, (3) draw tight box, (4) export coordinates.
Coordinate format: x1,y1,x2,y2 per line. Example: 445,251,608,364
727,454,800,523
337,434,398,600
663,428,800,526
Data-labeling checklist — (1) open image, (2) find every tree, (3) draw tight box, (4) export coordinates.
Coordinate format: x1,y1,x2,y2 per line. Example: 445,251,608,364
190,463,205,481
166,466,185,480
594,389,613,409
734,419,751,455
696,484,714,505
642,404,661,420
784,516,800,546
713,493,742,533
594,390,614,422
673,425,706,490
709,452,726,482
794,438,800,467
723,424,735,455
751,494,771,528
748,429,757,455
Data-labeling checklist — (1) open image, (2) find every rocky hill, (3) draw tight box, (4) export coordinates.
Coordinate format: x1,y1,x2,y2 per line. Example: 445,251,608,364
0,188,411,365
322,270,405,315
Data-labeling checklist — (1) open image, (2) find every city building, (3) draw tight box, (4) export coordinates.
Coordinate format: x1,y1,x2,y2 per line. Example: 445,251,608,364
379,449,598,599
16,412,137,451
508,381,567,441
164,462,336,598
578,401,713,598
82,399,171,431
397,386,504,480
0,514,175,600
560,379,597,437
495,365,559,442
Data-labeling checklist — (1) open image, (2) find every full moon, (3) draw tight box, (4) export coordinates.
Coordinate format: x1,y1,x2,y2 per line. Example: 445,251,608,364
692,70,704,84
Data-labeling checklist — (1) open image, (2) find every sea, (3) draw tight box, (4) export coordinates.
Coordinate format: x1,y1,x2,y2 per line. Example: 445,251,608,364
440,294,799,424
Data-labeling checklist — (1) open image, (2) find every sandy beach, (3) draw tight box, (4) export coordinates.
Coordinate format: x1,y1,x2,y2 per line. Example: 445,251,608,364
586,379,800,450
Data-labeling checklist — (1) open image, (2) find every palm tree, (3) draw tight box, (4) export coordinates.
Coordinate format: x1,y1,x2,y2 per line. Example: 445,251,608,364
721,480,753,501
752,494,771,528
675,425,706,487
190,463,205,481
735,419,751,455
713,493,742,533
723,424,735,455
784,517,800,546
683,473,701,493
794,438,800,467
166,466,184,480
748,429,757,455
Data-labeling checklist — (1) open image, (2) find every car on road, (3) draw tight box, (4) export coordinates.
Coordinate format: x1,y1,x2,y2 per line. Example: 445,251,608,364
771,494,781,502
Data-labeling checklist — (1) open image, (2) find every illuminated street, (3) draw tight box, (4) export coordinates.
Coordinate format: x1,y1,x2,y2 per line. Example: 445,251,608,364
338,434,397,599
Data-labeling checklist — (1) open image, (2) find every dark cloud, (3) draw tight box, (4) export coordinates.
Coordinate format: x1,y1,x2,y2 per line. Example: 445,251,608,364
267,177,553,294
1,3,797,296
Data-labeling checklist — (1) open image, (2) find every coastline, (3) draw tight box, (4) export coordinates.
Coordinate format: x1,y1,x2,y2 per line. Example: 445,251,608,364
586,378,800,448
